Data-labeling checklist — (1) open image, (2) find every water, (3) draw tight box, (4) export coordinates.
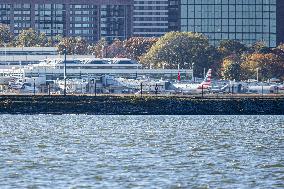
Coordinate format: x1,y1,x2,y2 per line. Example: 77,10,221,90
0,115,283,188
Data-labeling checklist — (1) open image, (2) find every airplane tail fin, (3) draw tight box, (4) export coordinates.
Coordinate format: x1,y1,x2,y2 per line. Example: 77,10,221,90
198,69,212,89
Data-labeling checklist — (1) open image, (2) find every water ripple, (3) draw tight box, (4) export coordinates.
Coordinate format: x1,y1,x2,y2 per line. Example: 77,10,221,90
0,115,283,188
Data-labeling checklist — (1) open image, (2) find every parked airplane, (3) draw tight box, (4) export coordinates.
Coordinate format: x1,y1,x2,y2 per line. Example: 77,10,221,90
172,69,212,94
9,80,38,93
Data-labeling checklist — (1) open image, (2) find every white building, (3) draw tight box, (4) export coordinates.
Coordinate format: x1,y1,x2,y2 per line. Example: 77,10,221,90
4,58,192,81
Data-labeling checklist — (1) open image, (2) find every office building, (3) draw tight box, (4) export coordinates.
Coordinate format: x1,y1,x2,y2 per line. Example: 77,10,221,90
0,0,132,42
180,0,284,47
133,0,169,37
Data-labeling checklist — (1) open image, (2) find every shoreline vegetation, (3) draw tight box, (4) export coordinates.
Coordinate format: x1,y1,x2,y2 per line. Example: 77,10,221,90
0,95,283,115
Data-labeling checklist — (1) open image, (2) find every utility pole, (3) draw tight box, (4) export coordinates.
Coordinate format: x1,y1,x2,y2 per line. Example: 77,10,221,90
4,43,7,66
64,49,67,96
192,62,195,82
140,82,143,97
256,68,259,82
94,81,97,97
33,78,36,96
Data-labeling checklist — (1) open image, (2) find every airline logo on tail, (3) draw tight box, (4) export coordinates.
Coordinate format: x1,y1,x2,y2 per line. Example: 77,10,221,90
197,69,212,89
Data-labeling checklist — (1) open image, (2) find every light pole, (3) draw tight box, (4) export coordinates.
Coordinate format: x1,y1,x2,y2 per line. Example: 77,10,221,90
256,68,259,82
184,62,189,80
33,78,36,96
4,43,7,66
64,49,67,96
192,62,195,82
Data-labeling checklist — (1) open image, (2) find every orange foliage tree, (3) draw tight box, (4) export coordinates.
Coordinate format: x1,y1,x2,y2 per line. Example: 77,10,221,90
241,53,284,81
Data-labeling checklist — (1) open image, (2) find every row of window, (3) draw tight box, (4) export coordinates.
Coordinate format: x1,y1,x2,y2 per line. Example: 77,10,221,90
181,0,276,4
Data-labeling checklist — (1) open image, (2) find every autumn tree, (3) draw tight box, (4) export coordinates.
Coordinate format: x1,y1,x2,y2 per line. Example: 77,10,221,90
241,53,284,81
88,38,107,58
74,37,88,55
57,37,89,55
106,38,127,58
124,37,158,61
249,41,272,54
276,43,284,52
0,24,13,46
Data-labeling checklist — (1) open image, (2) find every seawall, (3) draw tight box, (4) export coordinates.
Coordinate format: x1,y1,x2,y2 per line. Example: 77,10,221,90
0,95,283,115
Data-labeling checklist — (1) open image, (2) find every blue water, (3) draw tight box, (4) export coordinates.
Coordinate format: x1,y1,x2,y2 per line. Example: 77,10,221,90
0,115,283,188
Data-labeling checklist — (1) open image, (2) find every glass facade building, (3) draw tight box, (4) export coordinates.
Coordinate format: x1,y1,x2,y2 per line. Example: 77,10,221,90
0,0,132,42
180,0,283,47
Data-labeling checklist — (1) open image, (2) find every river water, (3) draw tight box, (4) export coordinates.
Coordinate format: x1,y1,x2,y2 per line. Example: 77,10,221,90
0,115,283,188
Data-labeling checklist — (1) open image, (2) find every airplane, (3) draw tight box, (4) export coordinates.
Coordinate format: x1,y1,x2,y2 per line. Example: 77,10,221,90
9,80,39,93
172,69,212,94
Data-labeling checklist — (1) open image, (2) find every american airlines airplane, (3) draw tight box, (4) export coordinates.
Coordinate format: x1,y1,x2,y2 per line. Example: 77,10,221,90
172,69,212,94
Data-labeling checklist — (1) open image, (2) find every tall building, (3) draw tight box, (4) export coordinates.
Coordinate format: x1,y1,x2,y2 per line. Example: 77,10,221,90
133,0,169,37
0,0,132,42
168,0,180,31
180,0,284,47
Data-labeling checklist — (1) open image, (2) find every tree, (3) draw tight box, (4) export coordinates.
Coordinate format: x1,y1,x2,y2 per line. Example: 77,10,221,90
218,39,248,57
276,43,284,52
124,37,158,60
140,31,221,77
38,33,48,47
250,41,272,54
0,24,13,46
15,28,39,47
88,38,107,58
241,53,284,81
74,37,88,55
57,37,77,54
222,56,242,81
56,37,89,55
106,38,127,58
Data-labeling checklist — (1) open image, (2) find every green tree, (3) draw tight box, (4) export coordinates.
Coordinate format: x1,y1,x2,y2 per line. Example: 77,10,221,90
141,31,220,77
38,32,48,47
222,56,242,81
15,28,39,47
218,39,248,57
0,24,13,46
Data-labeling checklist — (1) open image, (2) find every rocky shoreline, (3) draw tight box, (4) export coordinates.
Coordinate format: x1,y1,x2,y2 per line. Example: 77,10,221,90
0,95,283,115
